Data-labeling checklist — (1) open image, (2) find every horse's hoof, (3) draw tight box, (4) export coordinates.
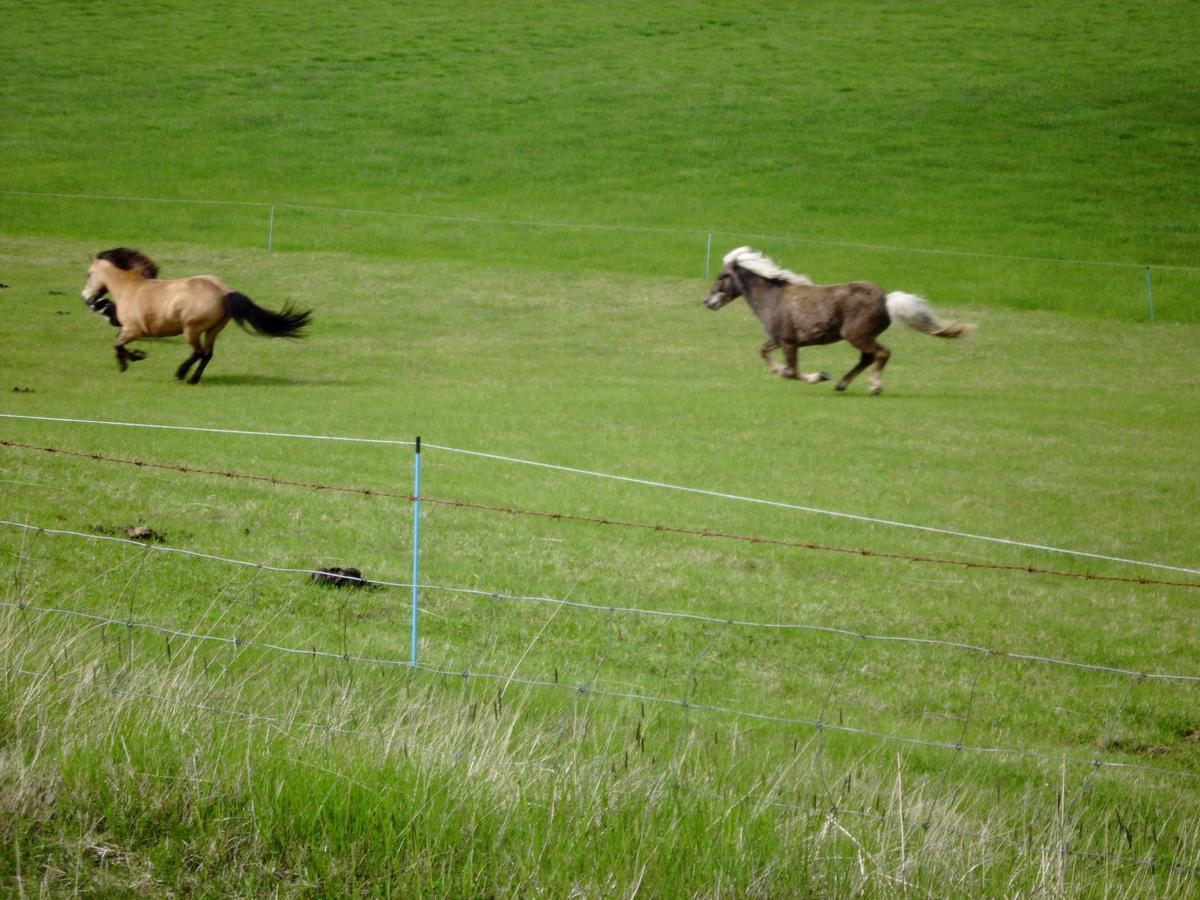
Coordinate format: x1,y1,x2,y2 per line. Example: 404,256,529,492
835,383,848,392
128,350,147,361
817,372,831,382
869,386,883,396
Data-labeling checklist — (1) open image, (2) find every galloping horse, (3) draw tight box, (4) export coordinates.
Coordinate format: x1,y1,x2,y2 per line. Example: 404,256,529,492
82,248,311,384
704,247,974,394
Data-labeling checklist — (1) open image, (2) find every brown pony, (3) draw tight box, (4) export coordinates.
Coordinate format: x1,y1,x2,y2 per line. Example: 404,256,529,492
81,248,311,384
704,247,974,394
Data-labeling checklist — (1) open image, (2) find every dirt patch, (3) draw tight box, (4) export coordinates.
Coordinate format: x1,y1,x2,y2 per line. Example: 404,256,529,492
90,524,166,543
310,567,375,589
1100,737,1190,758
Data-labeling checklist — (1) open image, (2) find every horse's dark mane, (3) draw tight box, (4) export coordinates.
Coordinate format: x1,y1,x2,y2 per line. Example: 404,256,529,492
97,247,159,279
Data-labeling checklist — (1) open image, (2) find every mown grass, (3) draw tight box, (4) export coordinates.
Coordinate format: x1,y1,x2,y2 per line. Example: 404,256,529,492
1,235,1198,894
2,0,1198,892
2,1,1198,318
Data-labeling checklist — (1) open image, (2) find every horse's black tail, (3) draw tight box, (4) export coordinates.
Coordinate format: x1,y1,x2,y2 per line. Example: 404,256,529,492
225,292,311,338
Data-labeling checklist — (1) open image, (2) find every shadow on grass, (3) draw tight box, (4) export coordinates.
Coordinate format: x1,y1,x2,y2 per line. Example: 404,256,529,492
196,373,351,387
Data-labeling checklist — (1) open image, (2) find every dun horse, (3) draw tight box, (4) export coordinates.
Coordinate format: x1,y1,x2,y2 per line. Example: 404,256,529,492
82,248,311,384
704,247,974,394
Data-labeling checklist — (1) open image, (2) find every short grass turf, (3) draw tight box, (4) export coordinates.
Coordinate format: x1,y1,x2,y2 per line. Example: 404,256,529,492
1,1,1198,319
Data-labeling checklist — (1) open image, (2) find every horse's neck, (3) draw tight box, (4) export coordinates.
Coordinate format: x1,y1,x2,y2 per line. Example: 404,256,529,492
102,265,143,304
738,271,781,320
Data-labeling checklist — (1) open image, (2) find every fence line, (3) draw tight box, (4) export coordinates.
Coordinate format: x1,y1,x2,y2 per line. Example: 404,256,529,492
2,598,1196,786
4,662,1193,879
4,187,1198,273
0,412,416,448
4,518,1199,685
3,412,1196,577
415,495,1200,590
6,437,1197,591
422,441,1200,576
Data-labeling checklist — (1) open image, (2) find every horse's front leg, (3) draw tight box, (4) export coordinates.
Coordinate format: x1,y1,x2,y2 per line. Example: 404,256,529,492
113,329,146,372
781,343,830,385
760,339,786,376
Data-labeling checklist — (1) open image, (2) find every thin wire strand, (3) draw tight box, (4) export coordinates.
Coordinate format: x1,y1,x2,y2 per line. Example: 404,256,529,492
4,662,1194,877
422,442,1200,576
6,437,1197,590
0,413,415,447
2,413,1195,576
4,600,1198,784
3,187,1197,271
2,519,1198,684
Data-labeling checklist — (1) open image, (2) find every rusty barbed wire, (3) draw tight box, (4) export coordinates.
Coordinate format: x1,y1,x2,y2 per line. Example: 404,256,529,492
3,438,1198,591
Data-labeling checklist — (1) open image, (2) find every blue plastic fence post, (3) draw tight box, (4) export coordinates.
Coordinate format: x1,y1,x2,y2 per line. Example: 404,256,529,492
1146,267,1156,323
411,436,421,666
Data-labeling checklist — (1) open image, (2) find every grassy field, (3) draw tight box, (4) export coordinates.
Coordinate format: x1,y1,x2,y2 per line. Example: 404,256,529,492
2,0,1198,319
2,0,1199,895
1,236,1198,895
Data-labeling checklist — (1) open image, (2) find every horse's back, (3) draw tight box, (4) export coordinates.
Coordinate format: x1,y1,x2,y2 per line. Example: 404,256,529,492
121,275,229,337
779,280,887,344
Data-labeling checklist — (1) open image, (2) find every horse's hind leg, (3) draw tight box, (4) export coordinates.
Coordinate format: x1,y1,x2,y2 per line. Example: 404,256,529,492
175,350,202,381
781,343,830,385
836,352,874,393
187,347,213,385
185,320,228,385
839,338,891,395
175,330,204,381
867,345,891,395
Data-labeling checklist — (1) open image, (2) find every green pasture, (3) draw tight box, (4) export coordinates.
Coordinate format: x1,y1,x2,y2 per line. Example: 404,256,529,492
2,0,1199,894
1,235,1198,895
2,0,1198,319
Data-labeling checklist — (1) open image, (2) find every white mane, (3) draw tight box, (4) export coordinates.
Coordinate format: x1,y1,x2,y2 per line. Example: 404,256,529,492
722,246,812,286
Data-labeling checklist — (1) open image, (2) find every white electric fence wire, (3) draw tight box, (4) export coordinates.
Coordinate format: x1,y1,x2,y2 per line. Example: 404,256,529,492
3,519,1199,684
0,413,416,447
2,412,1196,576
2,600,1196,786
422,441,1200,576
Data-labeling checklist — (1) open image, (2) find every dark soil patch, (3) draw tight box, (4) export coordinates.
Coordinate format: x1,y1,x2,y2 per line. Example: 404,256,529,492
310,566,376,589
90,524,166,543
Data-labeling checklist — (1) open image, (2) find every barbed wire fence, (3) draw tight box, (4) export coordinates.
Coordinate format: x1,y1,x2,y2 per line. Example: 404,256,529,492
2,412,1199,877
4,188,1199,321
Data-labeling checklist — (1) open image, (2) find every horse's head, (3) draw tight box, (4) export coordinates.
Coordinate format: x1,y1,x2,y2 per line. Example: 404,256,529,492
703,264,744,310
82,248,159,311
81,258,111,308
705,247,813,310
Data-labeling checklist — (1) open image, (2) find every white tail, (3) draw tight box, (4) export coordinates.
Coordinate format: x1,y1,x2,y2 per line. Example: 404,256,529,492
885,291,975,339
